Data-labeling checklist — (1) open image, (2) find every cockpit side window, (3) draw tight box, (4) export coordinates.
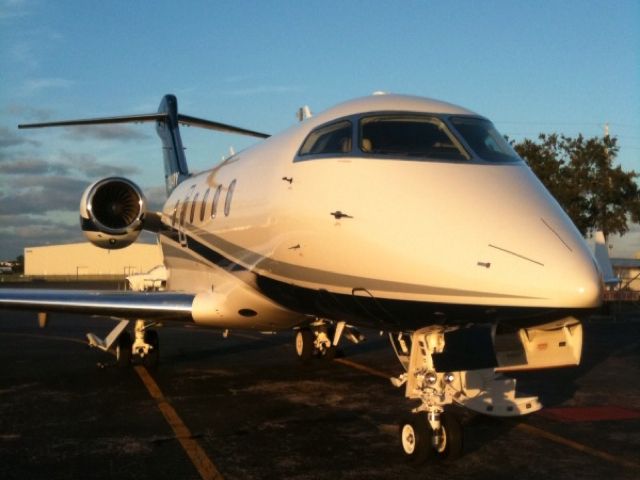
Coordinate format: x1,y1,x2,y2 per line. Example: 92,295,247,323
449,117,520,163
298,120,352,156
359,115,468,161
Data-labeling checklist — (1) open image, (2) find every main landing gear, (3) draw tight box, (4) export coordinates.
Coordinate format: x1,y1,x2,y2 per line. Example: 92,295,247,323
88,319,160,368
294,319,364,362
390,326,541,464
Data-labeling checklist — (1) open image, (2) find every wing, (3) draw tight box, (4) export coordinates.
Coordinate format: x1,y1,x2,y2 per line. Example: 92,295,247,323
0,288,194,321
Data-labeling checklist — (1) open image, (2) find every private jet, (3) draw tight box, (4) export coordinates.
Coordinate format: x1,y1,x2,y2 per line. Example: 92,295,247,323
0,93,603,464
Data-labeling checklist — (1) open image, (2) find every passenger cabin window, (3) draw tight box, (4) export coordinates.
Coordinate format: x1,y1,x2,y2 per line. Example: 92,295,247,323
190,192,199,223
172,200,180,226
179,194,190,226
224,180,236,217
211,185,222,219
200,188,210,222
450,117,520,163
299,121,352,156
359,115,467,161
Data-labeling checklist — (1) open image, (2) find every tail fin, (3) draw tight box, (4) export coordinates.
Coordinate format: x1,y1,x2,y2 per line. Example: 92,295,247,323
18,94,270,195
155,95,189,193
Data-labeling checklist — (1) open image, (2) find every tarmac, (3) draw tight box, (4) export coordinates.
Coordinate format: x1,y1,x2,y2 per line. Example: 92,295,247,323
0,282,639,480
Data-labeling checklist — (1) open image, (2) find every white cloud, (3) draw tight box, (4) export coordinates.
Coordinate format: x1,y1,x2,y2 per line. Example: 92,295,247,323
0,126,40,148
63,125,150,143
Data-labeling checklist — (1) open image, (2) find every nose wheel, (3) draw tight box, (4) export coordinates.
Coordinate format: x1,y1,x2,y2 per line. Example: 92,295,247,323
399,411,463,464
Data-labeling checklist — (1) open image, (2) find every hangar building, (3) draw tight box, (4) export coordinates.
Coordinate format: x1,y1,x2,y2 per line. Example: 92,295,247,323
24,242,163,277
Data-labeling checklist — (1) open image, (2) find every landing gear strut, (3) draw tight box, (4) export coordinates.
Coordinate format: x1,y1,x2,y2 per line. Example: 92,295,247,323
88,319,160,368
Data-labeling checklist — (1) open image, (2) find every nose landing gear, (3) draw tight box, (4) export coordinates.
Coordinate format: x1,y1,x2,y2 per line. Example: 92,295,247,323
391,326,540,464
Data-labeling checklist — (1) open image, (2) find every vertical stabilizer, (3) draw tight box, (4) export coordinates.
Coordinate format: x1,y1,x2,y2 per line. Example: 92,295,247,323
156,95,190,194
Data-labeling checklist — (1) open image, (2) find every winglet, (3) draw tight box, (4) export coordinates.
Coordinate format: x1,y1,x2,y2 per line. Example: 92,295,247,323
593,231,620,287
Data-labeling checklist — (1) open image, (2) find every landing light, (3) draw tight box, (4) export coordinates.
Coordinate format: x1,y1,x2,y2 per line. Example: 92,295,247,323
444,373,455,384
426,371,438,385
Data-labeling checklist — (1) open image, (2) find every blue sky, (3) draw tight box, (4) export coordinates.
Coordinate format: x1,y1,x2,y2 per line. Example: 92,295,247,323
0,0,638,259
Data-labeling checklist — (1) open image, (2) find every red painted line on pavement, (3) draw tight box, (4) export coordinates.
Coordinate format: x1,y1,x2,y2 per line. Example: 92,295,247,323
539,406,640,423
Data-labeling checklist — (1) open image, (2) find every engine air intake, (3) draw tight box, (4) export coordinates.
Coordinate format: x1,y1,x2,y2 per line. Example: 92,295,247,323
90,180,142,230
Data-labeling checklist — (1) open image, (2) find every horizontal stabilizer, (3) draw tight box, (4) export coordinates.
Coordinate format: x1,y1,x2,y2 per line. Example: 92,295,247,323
19,112,270,139
18,113,166,129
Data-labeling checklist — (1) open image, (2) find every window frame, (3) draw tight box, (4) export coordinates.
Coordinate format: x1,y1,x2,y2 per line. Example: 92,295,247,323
295,118,355,161
447,115,522,164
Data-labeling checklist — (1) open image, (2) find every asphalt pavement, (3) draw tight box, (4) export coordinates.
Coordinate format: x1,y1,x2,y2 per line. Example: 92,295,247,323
0,290,639,479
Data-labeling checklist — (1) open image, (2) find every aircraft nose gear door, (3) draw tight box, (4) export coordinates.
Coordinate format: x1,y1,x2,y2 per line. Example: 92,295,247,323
390,326,541,464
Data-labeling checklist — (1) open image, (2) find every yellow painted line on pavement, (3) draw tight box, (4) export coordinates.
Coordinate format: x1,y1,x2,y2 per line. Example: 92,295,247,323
334,357,393,380
134,365,224,480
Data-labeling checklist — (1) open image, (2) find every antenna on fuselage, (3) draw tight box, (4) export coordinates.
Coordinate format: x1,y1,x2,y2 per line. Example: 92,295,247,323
296,106,312,122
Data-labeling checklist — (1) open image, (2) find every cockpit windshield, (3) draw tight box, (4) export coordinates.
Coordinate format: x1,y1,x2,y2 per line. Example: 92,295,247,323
449,117,521,163
359,115,468,161
296,113,522,164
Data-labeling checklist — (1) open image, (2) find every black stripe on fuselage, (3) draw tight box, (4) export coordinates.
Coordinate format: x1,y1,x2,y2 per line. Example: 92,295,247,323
159,229,594,330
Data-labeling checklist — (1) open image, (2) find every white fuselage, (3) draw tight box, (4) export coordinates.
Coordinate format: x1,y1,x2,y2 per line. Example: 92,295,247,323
158,95,602,331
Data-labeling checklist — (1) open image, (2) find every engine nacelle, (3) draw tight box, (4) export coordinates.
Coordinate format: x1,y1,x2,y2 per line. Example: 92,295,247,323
80,177,147,249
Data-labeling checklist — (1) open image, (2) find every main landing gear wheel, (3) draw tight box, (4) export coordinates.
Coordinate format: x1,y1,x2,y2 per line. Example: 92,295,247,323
399,411,463,464
295,328,314,362
115,331,132,367
295,326,338,362
142,329,159,369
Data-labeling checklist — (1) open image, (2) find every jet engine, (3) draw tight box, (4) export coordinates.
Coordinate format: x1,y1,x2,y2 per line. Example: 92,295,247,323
79,177,147,249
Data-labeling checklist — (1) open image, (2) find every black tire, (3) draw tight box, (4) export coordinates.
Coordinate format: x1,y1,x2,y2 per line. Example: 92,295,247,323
320,344,337,361
433,411,463,462
399,413,434,465
142,329,159,369
115,331,132,367
295,329,314,362
318,326,336,361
